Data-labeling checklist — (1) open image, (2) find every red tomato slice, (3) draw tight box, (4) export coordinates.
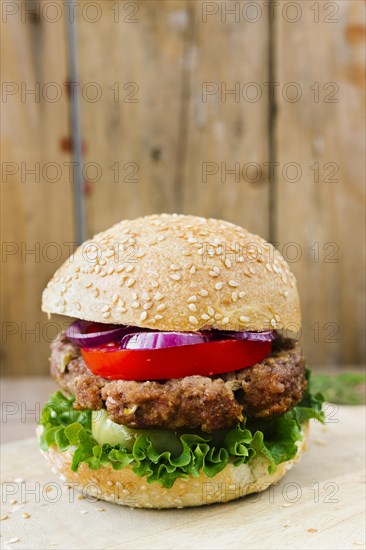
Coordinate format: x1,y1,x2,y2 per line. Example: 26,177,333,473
81,340,272,381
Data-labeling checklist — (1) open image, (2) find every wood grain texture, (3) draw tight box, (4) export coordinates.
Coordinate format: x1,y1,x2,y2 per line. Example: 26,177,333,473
1,404,365,549
78,0,192,235
274,0,366,367
0,5,74,376
181,2,270,236
77,0,270,238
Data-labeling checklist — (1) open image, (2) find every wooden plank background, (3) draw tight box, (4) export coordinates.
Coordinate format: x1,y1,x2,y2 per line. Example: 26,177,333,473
1,0,365,376
1,0,75,376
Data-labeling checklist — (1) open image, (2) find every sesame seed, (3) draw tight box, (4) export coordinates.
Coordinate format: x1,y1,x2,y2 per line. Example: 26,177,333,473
199,289,208,297
131,302,140,309
189,316,198,325
101,305,110,313
249,266,256,275
181,250,192,256
215,282,223,290
209,270,218,277
99,259,106,266
189,303,197,312
1,515,8,520
107,267,115,275
85,282,92,289
116,265,125,273
127,278,135,287
188,237,197,243
222,317,229,325
151,280,159,288
157,235,165,241
266,263,273,272
208,307,214,316
170,273,181,281
201,314,210,320
239,291,246,298
7,538,20,544
224,259,231,268
95,265,101,274
126,265,134,273
142,292,150,300
143,302,152,310
112,293,119,303
170,264,180,271
197,248,204,256
102,312,111,319
187,296,198,303
157,304,166,312
231,292,238,302
155,314,163,320
117,307,127,313
22,512,30,519
155,293,164,301
140,311,147,321
75,301,81,311
229,280,238,287
240,316,249,323
190,266,196,274
183,262,191,269
100,270,107,277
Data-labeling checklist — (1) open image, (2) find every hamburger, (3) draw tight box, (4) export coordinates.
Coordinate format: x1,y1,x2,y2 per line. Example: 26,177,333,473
38,213,324,508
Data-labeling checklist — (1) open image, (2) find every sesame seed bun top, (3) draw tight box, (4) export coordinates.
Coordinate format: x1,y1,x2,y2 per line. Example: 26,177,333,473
42,214,301,332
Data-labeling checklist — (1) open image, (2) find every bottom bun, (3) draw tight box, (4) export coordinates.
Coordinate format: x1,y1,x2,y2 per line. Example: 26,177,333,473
38,422,309,509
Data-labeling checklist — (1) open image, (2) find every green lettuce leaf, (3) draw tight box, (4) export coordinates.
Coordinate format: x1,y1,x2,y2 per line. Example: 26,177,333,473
38,371,324,489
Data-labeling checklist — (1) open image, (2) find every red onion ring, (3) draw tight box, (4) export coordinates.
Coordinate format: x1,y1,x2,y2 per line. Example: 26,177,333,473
66,319,278,349
209,330,278,342
66,320,140,348
120,331,209,350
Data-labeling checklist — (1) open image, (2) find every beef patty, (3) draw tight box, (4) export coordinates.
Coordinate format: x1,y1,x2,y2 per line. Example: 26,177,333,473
50,332,306,432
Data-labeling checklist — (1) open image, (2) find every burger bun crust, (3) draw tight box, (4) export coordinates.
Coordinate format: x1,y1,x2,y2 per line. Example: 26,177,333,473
42,214,301,333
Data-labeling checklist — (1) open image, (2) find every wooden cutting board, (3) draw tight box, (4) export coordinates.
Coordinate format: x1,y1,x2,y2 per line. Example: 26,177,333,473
1,405,365,550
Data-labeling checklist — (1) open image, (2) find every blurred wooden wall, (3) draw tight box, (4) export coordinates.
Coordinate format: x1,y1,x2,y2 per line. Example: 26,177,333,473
1,0,365,376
